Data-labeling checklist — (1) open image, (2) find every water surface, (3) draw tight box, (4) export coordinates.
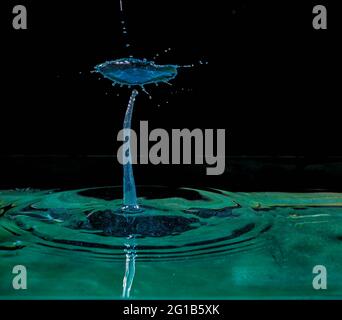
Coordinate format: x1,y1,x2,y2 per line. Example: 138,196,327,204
0,187,341,299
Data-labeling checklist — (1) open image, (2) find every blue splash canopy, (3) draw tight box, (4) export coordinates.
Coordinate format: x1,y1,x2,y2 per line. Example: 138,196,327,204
94,57,179,87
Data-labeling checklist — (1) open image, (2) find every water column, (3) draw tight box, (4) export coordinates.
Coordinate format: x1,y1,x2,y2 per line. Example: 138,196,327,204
122,89,140,212
121,89,139,298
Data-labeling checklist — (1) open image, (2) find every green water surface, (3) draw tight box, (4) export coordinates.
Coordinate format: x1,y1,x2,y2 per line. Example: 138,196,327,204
0,188,341,299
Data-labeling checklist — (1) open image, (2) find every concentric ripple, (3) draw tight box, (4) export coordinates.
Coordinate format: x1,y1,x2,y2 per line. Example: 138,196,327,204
0,187,274,262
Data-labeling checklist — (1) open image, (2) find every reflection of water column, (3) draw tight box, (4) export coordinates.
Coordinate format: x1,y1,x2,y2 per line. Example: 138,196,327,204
122,245,137,298
122,89,140,211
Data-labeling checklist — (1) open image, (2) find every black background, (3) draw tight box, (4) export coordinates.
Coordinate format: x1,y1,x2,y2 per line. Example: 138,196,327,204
0,300,340,319
1,0,341,190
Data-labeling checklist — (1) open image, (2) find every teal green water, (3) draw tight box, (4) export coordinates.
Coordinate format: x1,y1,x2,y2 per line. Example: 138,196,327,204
0,187,342,299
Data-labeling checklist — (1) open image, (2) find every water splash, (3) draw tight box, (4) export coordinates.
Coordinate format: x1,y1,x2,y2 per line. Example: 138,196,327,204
92,0,206,297
94,58,179,89
93,57,182,215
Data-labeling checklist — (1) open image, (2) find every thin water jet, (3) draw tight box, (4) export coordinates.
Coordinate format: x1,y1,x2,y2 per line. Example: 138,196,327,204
122,89,140,212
